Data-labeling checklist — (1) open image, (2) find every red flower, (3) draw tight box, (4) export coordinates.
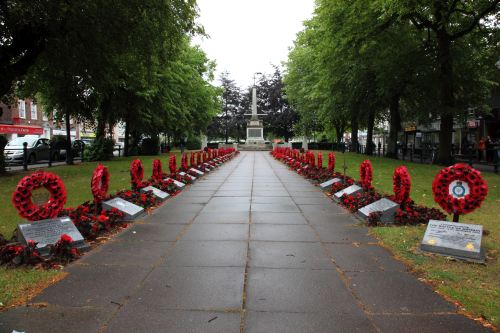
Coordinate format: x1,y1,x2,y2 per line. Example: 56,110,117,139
97,214,109,223
12,171,67,222
432,163,488,215
91,164,109,203
130,159,145,189
61,234,73,243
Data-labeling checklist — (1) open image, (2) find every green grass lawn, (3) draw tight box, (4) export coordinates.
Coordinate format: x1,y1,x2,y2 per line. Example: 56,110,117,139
0,152,184,307
316,151,499,327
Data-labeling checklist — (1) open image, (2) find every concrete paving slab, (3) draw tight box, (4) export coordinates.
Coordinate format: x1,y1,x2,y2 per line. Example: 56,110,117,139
106,307,241,333
347,270,456,313
246,268,360,313
194,211,249,224
249,241,334,269
250,225,318,242
117,223,186,241
245,311,375,333
183,224,249,241
251,212,307,224
370,314,491,332
130,266,245,310
251,203,300,213
163,240,247,267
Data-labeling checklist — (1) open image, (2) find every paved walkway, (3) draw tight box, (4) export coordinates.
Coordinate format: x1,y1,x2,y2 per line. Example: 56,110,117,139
0,152,488,333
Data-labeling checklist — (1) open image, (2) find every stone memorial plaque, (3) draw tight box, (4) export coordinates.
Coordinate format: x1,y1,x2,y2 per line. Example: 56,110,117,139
164,177,186,188
319,178,341,190
179,171,196,181
333,184,362,201
358,198,399,223
421,220,484,262
189,168,204,176
203,163,212,172
17,217,89,256
140,186,169,201
102,197,145,221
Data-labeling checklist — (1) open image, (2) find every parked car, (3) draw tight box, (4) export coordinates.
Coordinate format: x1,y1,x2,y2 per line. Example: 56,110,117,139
4,136,58,164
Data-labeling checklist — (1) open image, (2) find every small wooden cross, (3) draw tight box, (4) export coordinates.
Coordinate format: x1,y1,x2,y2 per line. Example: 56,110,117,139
343,158,348,177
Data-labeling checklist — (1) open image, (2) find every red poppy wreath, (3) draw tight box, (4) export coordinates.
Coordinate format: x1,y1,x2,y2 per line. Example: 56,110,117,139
328,152,336,172
432,163,488,217
152,159,163,182
393,166,411,204
12,171,67,221
91,164,109,203
130,159,144,189
359,160,373,189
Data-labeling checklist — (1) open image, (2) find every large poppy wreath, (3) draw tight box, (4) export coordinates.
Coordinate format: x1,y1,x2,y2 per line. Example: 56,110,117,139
359,160,373,189
130,159,144,188
91,164,109,202
317,152,323,169
12,171,67,221
169,155,177,174
328,152,336,172
432,163,488,215
152,159,163,182
393,166,411,204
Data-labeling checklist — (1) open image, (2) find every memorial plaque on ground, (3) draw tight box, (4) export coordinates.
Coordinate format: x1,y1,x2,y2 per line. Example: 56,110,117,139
319,178,341,190
189,168,204,177
164,178,186,188
203,164,212,172
421,220,484,262
179,171,196,181
17,217,89,256
333,184,362,201
140,186,169,201
358,198,399,223
102,197,145,221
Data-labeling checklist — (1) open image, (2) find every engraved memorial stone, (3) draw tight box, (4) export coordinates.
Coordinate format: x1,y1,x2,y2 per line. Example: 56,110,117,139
179,171,196,181
319,178,341,190
421,220,484,262
203,163,212,172
333,184,362,201
164,177,186,188
102,197,145,221
189,168,204,177
358,198,399,223
17,217,89,256
140,186,169,201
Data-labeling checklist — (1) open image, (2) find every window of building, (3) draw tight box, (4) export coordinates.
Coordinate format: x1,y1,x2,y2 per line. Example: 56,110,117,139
18,100,26,119
43,113,48,121
31,102,37,120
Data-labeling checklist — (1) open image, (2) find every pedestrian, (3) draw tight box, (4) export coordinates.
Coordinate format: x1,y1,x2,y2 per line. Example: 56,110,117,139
485,136,493,162
478,137,485,161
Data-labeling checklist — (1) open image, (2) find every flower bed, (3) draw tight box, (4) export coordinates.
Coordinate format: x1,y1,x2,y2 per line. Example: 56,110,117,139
1,149,239,268
340,190,381,213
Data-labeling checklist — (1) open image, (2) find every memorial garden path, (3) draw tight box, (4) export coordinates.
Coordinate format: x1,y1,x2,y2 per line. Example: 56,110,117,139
0,152,489,332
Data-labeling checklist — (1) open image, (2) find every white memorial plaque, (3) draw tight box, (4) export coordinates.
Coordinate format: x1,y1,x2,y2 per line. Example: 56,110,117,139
333,185,362,201
164,177,186,188
421,220,484,262
179,171,196,181
320,178,341,190
189,168,204,176
140,186,169,201
17,217,89,256
358,198,399,223
102,197,145,221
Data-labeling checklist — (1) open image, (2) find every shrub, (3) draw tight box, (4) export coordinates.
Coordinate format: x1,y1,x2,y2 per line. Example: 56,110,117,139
185,136,201,150
140,137,160,155
84,137,115,161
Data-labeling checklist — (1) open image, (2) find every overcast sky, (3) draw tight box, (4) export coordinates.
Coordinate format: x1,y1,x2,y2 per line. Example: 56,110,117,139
193,0,315,88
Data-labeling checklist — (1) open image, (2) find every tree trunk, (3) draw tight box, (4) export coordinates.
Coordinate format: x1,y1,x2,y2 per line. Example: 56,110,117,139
351,112,359,153
365,110,375,155
96,108,106,139
387,94,401,159
64,107,73,165
436,31,455,165
124,111,130,157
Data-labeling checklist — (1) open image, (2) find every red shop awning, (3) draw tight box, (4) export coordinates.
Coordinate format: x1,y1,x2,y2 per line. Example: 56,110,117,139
0,124,43,135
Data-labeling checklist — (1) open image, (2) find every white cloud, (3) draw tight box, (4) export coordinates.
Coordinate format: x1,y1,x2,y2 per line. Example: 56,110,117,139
193,0,315,88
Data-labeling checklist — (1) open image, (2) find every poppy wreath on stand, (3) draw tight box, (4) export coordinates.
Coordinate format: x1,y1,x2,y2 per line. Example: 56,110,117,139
190,153,195,168
393,166,411,205
151,159,162,182
12,171,67,221
359,160,373,190
130,159,145,189
91,164,109,203
432,163,488,218
317,153,323,169
169,155,177,175
181,153,188,171
328,152,335,172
